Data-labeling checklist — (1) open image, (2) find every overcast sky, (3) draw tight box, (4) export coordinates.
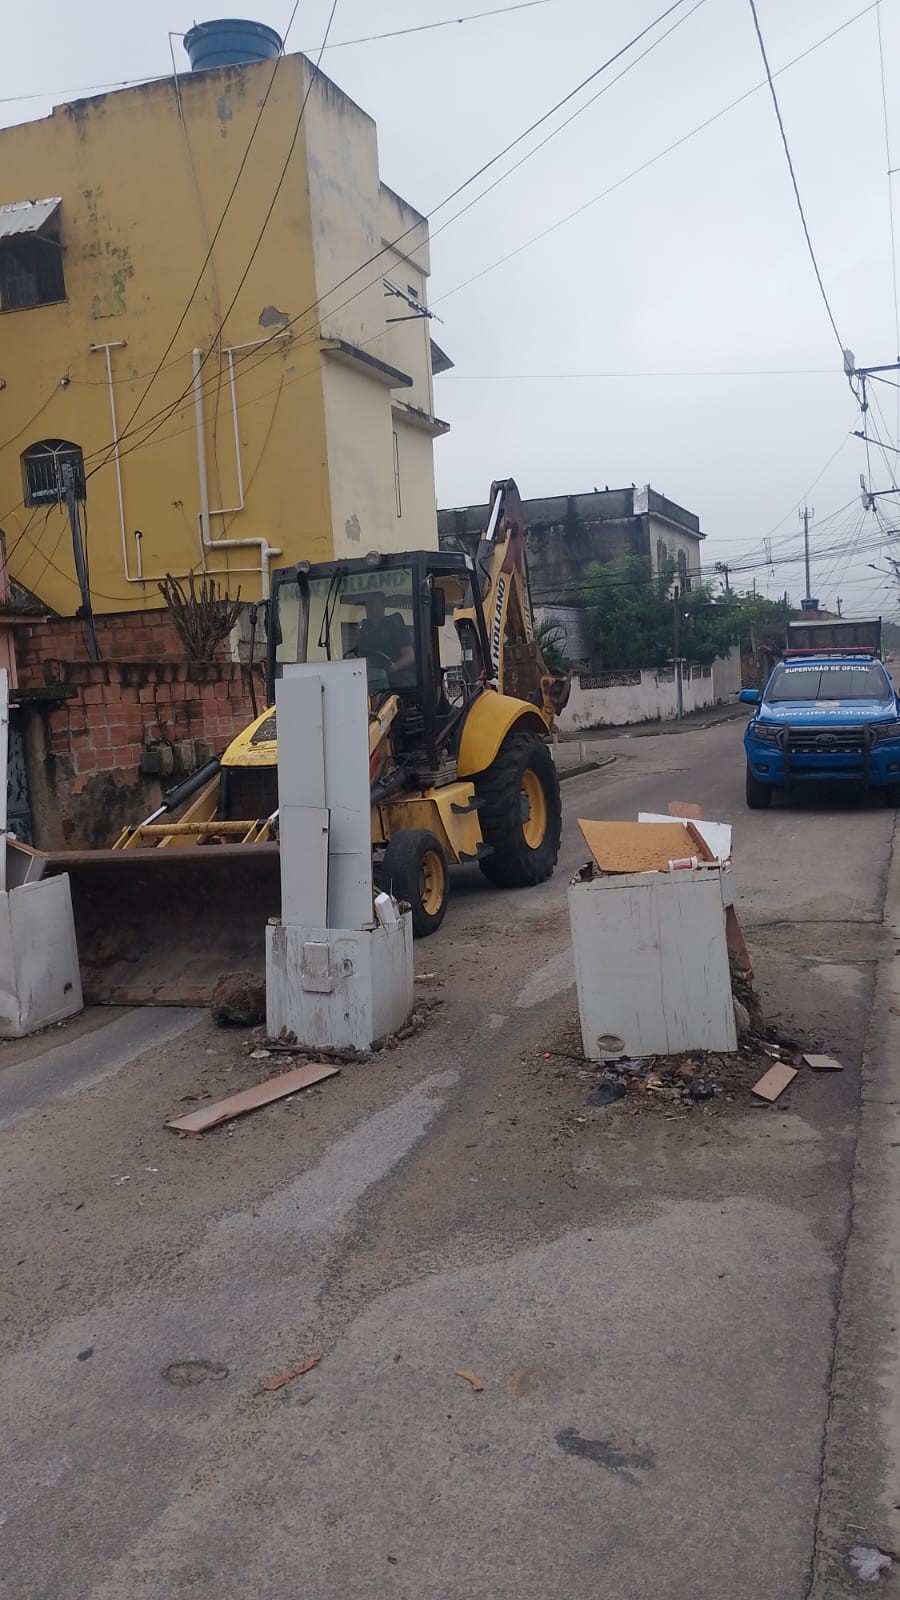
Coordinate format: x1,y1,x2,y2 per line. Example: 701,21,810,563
2,0,899,615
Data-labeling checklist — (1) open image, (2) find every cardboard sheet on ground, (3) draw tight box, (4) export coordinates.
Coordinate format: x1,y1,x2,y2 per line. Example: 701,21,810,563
751,1063,798,1102
165,1062,339,1134
577,819,714,875
638,812,732,863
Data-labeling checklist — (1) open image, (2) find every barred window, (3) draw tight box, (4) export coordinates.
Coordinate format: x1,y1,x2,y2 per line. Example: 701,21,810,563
22,440,85,507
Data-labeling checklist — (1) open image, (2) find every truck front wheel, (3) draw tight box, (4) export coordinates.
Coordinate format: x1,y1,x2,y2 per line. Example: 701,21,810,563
745,764,773,810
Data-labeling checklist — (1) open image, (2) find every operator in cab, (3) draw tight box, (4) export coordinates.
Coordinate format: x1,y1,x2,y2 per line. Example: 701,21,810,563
357,590,415,686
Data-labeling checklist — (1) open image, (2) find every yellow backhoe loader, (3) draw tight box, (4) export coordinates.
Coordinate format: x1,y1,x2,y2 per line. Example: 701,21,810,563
48,480,569,1003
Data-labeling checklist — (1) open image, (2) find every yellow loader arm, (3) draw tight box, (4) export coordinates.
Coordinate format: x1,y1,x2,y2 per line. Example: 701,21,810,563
454,477,569,726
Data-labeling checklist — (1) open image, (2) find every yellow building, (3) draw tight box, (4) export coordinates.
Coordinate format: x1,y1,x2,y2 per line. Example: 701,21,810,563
0,42,449,616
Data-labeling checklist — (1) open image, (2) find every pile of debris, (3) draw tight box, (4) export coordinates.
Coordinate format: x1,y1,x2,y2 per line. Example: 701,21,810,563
543,1023,843,1118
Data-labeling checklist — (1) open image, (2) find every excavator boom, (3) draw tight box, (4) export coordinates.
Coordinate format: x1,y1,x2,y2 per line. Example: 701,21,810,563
455,478,570,720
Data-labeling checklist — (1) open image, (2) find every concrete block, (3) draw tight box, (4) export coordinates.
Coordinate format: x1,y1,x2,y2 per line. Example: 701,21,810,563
0,875,83,1037
265,915,413,1052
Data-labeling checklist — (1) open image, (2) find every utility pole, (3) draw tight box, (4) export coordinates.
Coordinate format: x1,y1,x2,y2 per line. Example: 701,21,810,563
836,595,843,618
800,505,813,606
715,560,731,593
61,462,100,663
672,587,683,720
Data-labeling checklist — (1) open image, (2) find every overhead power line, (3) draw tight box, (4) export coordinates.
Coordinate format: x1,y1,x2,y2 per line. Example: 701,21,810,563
82,0,701,477
0,1,553,104
431,0,881,306
78,0,868,484
746,0,847,358
301,0,553,51
438,366,835,378
88,0,878,485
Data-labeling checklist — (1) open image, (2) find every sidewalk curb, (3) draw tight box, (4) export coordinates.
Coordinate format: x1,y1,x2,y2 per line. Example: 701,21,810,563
809,811,900,1593
558,755,617,782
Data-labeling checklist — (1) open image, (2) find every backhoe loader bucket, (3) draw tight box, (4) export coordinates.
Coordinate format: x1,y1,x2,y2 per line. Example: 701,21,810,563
44,845,280,1006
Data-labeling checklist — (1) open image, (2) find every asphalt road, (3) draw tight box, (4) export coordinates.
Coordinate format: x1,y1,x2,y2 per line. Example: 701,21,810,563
1,716,897,1599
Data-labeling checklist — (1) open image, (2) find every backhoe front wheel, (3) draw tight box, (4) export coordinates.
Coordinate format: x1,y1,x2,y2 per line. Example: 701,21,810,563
378,829,449,938
476,730,562,888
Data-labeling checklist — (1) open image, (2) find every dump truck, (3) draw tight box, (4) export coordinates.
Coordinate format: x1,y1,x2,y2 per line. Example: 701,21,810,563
48,480,570,1004
785,616,882,657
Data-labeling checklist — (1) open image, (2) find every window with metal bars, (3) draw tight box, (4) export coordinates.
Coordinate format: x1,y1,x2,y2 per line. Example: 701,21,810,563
0,235,65,311
21,440,85,507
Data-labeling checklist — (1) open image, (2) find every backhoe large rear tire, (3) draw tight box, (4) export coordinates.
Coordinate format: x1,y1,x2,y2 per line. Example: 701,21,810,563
378,829,449,938
475,730,562,888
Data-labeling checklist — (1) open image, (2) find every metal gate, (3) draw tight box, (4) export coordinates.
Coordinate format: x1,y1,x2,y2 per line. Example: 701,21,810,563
7,711,32,843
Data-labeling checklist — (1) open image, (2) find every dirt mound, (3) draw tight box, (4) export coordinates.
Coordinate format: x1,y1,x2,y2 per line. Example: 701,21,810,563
211,971,266,1027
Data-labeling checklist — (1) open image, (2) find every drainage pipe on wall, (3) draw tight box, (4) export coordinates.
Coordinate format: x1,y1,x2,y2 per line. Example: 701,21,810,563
192,346,281,597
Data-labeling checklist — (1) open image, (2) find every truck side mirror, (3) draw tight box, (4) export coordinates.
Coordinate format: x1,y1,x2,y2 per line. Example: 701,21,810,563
739,688,760,705
431,587,447,628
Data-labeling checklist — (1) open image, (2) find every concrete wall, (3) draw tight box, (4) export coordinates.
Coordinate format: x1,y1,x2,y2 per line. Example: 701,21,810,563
321,355,398,559
306,89,441,558
558,647,741,732
392,414,439,546
0,52,443,615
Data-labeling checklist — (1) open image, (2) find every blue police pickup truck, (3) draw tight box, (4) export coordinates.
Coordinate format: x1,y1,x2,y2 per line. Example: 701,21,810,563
742,623,900,808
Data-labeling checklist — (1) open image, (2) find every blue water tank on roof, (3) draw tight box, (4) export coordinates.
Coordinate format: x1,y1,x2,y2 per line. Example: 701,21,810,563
183,18,283,71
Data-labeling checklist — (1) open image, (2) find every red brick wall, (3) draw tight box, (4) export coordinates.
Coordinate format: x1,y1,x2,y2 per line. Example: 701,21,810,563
12,611,264,849
15,609,191,680
42,660,258,779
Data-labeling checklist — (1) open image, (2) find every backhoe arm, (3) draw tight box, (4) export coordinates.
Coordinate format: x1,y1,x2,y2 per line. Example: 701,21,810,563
456,478,569,725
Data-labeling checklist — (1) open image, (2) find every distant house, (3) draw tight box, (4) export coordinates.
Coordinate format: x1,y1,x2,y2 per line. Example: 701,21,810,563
437,483,704,659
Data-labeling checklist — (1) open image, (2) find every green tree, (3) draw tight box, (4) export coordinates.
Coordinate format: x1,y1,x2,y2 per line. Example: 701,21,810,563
728,590,790,657
585,559,790,670
583,554,675,669
533,615,571,674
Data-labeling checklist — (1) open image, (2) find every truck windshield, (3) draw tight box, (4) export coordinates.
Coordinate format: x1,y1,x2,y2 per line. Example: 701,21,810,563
766,663,892,702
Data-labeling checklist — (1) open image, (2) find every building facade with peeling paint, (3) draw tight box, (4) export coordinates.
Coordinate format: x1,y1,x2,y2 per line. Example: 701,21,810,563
0,52,447,616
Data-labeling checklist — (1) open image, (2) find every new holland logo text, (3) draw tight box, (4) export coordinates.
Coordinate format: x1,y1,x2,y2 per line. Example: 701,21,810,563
491,576,507,672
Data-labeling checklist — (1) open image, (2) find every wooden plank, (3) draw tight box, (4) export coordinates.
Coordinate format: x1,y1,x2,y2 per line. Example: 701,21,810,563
165,1062,339,1134
803,1052,844,1072
751,1063,798,1102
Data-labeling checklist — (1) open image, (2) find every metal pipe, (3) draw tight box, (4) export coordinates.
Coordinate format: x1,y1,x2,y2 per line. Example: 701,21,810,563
226,349,244,506
91,341,134,583
192,346,281,596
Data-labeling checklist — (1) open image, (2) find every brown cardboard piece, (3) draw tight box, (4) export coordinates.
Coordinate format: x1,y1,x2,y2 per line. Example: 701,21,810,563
577,819,715,875
667,800,703,819
725,904,754,979
751,1062,798,1102
165,1062,340,1134
803,1052,844,1072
